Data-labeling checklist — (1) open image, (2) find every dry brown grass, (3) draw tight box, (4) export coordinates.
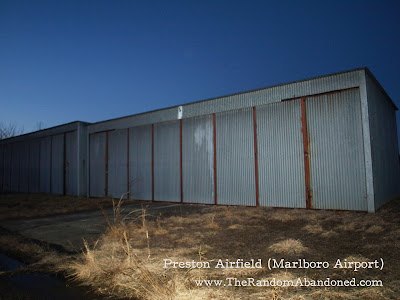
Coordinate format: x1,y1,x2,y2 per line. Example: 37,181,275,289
268,239,308,255
2,194,400,299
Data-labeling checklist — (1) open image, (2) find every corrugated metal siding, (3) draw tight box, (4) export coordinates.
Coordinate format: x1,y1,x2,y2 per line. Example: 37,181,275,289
366,74,400,209
51,134,64,195
3,145,11,192
18,142,29,193
129,125,152,200
215,108,256,205
39,137,51,193
66,131,77,196
306,89,367,210
108,129,128,198
154,121,180,202
89,132,106,197
29,140,40,193
257,100,306,208
10,143,20,192
0,145,3,192
88,70,362,133
182,115,214,204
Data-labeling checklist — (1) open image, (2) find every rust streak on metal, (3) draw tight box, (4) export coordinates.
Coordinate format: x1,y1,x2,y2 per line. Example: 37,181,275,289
151,124,154,201
253,107,259,206
213,114,217,205
301,97,312,209
127,128,130,198
180,119,183,203
105,131,109,197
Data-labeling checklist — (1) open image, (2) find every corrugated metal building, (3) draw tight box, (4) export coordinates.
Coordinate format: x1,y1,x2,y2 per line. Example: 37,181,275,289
1,68,399,212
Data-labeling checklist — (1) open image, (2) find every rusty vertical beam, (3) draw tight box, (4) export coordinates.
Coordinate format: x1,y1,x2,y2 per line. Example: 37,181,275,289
301,97,312,209
50,137,53,194
151,124,154,201
253,107,259,206
105,131,109,197
180,119,183,203
63,133,66,196
127,128,130,198
213,114,217,205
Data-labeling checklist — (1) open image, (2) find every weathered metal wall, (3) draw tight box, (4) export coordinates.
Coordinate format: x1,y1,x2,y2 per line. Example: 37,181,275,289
257,100,306,208
0,145,3,192
51,134,64,194
89,132,106,197
39,137,51,193
2,144,11,192
215,108,256,205
366,74,400,209
18,142,29,193
129,125,152,200
182,115,214,204
28,140,40,193
154,121,180,202
10,143,20,192
66,131,78,196
108,129,128,198
88,70,362,133
306,89,367,211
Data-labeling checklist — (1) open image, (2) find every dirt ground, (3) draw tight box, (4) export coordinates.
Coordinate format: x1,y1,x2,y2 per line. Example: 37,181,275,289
0,193,399,299
0,193,134,221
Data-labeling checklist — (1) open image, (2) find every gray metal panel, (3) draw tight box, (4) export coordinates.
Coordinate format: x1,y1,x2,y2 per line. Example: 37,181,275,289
306,89,367,211
129,125,152,200
77,123,88,196
257,100,306,208
51,134,64,195
10,143,20,192
0,121,81,144
29,140,40,193
215,108,256,206
18,142,29,193
154,121,180,202
366,73,400,209
182,115,214,204
89,132,106,197
87,70,362,133
2,144,11,192
0,145,3,192
108,129,128,198
66,131,78,196
39,137,51,193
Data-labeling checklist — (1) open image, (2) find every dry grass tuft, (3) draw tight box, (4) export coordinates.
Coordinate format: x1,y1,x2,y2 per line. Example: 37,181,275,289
366,225,384,234
269,239,308,255
303,224,324,234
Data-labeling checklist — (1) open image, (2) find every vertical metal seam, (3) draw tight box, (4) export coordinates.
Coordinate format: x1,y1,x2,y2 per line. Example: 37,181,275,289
27,142,30,192
151,124,154,201
63,133,66,195
50,137,53,194
105,131,109,197
213,114,217,205
1,145,4,192
38,141,40,192
253,107,259,206
127,128,130,197
180,119,183,203
301,97,312,208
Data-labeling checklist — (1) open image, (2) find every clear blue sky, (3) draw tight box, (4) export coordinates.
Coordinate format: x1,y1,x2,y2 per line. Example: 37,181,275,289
1,0,399,145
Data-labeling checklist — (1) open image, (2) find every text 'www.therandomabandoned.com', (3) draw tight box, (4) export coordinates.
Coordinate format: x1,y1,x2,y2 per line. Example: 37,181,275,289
194,277,383,288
